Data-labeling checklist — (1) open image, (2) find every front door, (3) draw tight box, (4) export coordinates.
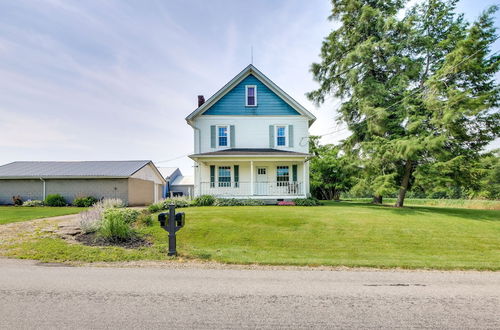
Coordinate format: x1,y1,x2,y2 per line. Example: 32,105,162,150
256,167,268,195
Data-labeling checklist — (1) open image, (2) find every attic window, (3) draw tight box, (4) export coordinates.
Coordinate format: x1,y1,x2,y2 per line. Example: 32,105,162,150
246,85,257,106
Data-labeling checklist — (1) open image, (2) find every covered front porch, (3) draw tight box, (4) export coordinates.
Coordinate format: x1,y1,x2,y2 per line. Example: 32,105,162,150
190,149,311,199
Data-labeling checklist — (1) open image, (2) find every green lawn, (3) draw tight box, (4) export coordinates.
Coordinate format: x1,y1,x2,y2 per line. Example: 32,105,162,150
0,206,86,225
3,202,500,270
347,198,500,210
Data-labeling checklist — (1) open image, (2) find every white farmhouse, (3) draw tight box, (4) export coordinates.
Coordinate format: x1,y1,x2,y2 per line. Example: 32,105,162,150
186,65,316,200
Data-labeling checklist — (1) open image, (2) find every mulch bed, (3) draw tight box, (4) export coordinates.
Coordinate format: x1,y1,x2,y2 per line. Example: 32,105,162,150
75,232,152,249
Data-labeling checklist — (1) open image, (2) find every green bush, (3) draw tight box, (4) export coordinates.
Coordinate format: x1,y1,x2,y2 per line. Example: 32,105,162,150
103,208,140,224
73,196,98,207
45,194,67,207
293,197,322,206
214,198,243,206
147,202,163,213
136,212,153,227
165,197,190,208
192,195,215,206
98,210,134,242
240,199,265,206
23,200,44,207
12,195,23,206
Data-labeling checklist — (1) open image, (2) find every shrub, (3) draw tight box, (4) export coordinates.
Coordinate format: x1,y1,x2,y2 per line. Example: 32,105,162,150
147,202,163,213
214,198,243,206
165,197,190,208
240,199,265,206
103,208,140,224
12,195,23,206
45,194,66,207
73,196,98,207
79,204,104,233
136,213,153,227
192,195,215,206
23,200,44,207
278,201,295,206
293,197,322,206
101,198,125,208
98,210,134,241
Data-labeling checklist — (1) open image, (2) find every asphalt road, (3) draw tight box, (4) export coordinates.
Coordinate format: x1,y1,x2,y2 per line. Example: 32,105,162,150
0,259,498,329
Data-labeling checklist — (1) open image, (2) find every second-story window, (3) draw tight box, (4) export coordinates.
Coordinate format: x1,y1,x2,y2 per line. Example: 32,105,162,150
246,85,257,106
276,126,286,146
218,126,228,147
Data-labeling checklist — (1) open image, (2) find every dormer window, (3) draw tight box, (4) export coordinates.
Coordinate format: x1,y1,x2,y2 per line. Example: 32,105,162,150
245,85,257,106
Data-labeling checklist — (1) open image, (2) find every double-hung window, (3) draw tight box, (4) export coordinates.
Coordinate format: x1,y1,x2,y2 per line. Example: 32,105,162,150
218,166,231,187
276,166,289,186
246,85,257,106
218,126,228,147
276,126,286,146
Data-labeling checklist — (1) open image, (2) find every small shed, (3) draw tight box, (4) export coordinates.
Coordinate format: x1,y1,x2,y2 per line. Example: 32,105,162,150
157,167,182,198
170,175,194,198
0,161,166,206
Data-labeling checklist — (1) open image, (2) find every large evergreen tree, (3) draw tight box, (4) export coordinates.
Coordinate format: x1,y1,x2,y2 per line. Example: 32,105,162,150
309,0,500,207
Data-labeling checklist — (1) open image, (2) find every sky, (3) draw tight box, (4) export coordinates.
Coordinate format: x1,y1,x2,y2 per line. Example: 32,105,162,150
0,0,498,175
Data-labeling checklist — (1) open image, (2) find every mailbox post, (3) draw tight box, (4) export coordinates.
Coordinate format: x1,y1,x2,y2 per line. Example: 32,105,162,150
158,202,185,256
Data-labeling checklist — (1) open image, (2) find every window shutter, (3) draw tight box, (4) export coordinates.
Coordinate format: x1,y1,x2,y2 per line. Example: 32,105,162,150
210,165,215,188
269,125,274,148
230,125,235,148
292,164,298,182
210,125,216,148
234,165,239,188
288,125,294,147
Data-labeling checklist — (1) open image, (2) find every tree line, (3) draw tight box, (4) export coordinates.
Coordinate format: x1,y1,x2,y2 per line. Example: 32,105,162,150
308,0,500,206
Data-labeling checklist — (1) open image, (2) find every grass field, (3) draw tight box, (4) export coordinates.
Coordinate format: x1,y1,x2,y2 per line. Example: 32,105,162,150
347,198,500,210
3,201,499,270
0,206,86,225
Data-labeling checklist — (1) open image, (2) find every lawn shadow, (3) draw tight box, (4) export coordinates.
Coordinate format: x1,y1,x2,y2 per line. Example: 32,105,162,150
324,200,500,222
389,205,500,222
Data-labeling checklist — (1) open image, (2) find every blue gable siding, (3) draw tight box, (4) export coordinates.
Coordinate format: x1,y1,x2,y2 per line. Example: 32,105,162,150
202,74,300,116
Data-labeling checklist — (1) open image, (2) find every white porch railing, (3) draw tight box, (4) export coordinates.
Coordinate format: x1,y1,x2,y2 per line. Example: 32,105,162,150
199,181,304,197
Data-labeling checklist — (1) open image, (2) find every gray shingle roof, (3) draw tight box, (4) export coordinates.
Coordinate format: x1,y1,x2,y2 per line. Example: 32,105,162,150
0,161,152,178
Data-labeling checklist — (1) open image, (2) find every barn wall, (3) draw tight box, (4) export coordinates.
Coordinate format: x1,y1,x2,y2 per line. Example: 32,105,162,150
128,178,154,206
0,179,43,204
0,178,129,205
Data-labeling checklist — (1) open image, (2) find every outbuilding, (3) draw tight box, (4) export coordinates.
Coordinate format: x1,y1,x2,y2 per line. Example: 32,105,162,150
0,161,166,206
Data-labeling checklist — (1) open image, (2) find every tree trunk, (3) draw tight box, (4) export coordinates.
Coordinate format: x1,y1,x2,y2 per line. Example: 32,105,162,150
395,160,413,208
333,191,340,201
372,195,383,204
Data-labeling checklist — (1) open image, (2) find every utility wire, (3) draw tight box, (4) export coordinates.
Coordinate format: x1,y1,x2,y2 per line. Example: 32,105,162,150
310,41,499,140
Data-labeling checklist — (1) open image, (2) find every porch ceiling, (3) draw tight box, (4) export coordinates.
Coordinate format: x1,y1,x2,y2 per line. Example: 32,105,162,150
189,148,311,159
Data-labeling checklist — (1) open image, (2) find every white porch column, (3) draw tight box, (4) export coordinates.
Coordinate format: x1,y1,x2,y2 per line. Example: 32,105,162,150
303,160,307,196
196,161,201,197
250,160,254,196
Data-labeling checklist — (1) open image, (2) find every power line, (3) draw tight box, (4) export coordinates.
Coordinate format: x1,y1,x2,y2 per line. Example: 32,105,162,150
154,154,191,164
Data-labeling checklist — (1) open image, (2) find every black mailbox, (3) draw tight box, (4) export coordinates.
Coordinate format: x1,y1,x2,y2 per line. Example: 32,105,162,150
175,212,185,228
158,203,186,256
158,212,167,227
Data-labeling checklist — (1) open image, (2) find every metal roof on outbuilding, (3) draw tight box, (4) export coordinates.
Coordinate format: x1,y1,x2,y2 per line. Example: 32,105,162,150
0,161,153,178
171,175,194,186
157,167,181,179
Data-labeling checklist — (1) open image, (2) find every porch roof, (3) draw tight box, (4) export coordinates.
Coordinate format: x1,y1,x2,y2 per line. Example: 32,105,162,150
189,148,310,158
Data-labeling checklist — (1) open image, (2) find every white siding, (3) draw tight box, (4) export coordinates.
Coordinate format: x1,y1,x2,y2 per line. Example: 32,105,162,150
131,164,164,184
192,116,310,154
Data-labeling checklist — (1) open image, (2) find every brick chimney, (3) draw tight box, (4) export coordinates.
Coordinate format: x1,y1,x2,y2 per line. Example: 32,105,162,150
197,95,205,107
